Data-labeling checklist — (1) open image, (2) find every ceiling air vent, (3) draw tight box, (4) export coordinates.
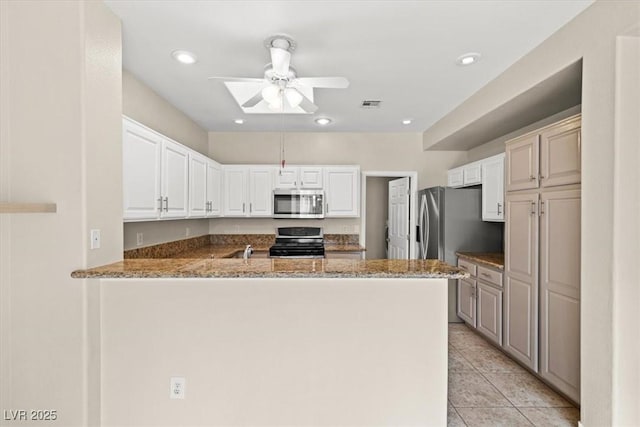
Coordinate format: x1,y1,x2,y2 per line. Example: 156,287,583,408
360,100,382,109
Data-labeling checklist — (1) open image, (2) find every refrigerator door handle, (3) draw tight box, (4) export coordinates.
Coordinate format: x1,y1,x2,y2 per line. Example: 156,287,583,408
423,195,430,259
419,195,428,259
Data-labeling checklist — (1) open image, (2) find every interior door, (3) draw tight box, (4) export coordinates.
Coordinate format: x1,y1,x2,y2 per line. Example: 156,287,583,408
387,177,410,259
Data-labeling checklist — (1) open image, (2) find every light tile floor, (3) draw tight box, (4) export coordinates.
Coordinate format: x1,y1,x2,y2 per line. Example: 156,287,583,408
448,323,580,427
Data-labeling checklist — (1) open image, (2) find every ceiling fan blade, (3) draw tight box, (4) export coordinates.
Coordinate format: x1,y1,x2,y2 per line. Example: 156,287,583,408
270,47,291,77
298,93,318,113
295,77,349,89
241,90,265,108
208,76,264,83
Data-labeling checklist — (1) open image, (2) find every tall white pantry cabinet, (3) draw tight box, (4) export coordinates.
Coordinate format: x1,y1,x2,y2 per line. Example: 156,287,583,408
504,114,581,403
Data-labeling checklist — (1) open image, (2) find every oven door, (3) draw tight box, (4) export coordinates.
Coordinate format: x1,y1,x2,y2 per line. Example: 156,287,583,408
273,190,324,219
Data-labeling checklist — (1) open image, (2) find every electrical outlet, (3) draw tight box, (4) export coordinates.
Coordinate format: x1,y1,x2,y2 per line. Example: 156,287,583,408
185,227,191,237
170,377,185,399
136,233,144,246
90,229,101,249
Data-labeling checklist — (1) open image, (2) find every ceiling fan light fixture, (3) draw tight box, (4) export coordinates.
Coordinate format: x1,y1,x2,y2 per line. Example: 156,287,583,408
284,88,303,108
267,96,283,111
261,84,281,104
171,50,197,64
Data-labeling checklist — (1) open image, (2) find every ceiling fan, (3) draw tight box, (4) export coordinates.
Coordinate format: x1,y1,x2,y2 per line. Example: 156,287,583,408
208,35,349,114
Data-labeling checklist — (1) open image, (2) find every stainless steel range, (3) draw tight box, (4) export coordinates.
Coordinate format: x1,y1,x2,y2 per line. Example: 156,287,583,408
269,227,325,258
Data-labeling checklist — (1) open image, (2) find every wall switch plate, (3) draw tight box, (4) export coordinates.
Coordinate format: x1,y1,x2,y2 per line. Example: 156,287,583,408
90,229,101,249
136,233,143,246
170,377,185,399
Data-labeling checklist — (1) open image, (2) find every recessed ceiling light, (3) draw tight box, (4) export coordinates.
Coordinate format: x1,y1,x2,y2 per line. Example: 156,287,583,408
315,117,332,126
456,52,481,66
402,119,412,125
234,119,244,124
172,50,197,64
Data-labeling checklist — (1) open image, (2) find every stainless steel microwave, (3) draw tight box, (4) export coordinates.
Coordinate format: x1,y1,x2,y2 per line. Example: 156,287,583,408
273,190,324,219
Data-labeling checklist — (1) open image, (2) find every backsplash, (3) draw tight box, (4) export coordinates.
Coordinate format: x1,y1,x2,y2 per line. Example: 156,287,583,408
124,234,360,258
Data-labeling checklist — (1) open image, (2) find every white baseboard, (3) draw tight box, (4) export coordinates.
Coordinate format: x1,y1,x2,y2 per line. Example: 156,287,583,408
578,421,584,427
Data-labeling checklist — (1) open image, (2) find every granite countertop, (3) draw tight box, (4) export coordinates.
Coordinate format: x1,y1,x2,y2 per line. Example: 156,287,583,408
456,252,505,270
71,258,468,279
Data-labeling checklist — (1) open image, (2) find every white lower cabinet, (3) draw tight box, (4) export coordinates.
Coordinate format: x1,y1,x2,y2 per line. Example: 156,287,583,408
457,277,477,327
457,257,503,346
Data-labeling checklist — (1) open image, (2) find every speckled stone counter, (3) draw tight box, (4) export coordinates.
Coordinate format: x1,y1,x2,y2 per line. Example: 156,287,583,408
72,258,467,279
456,252,505,270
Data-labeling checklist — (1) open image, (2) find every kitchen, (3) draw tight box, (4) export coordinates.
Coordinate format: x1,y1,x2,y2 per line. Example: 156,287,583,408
1,1,638,427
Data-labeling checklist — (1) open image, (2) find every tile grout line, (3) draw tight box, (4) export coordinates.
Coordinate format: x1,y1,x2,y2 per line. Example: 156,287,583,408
514,407,537,427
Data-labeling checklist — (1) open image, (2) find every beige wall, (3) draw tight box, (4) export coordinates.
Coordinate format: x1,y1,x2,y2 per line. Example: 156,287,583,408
209,132,466,234
422,2,640,425
100,277,448,426
0,1,121,425
122,71,210,250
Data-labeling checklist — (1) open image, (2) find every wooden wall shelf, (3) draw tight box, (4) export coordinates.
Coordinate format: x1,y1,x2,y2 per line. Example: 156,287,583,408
0,202,57,214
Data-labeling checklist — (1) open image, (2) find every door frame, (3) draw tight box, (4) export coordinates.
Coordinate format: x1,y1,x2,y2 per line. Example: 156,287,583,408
360,171,418,259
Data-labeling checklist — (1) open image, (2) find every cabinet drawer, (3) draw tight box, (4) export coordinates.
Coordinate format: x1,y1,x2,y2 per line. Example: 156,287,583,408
457,258,477,276
477,265,502,287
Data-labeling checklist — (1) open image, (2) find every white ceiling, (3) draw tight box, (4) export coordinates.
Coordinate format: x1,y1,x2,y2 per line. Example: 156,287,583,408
105,0,594,133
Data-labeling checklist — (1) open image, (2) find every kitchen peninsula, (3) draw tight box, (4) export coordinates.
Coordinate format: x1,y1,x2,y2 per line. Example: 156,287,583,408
73,251,466,425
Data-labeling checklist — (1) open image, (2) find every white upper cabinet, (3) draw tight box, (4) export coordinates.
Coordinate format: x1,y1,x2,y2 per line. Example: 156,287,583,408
189,153,208,218
161,139,189,219
447,167,464,188
248,167,274,216
206,160,222,217
223,167,248,217
275,166,323,189
223,166,274,217
482,153,505,222
324,166,360,217
299,167,323,188
506,115,581,192
123,118,163,221
463,161,482,186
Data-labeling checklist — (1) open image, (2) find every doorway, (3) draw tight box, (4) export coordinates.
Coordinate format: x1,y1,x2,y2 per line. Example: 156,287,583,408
360,171,418,259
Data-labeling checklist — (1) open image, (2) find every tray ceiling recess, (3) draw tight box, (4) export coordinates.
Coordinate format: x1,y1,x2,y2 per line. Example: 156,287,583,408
425,60,583,151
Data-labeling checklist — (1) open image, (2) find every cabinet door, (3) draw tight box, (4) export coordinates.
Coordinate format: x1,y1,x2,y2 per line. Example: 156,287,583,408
223,167,248,216
122,119,162,221
539,189,581,402
506,134,539,192
299,167,323,188
248,167,273,216
206,160,222,217
274,167,298,189
463,162,482,186
324,167,360,217
447,167,464,188
161,139,189,219
504,192,539,371
482,153,505,222
477,282,503,346
188,154,208,218
540,117,581,188
457,278,477,327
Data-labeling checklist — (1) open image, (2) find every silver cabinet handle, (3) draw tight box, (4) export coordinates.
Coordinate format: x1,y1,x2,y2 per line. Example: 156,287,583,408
460,265,468,271
497,202,502,215
294,181,297,187
301,181,304,186
540,200,545,215
242,202,245,213
530,201,536,215
249,203,252,213
540,174,545,180
530,175,535,181
163,197,169,212
157,197,163,212
481,272,491,278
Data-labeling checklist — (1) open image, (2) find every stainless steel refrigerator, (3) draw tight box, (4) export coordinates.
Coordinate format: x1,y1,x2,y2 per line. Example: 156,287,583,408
417,186,503,322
